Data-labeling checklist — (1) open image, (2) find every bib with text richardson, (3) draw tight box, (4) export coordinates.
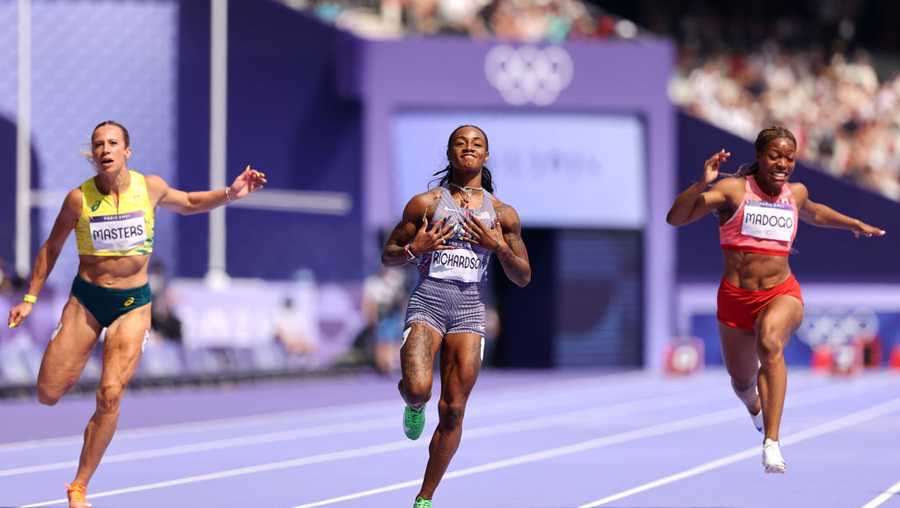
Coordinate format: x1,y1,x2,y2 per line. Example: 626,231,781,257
427,248,486,283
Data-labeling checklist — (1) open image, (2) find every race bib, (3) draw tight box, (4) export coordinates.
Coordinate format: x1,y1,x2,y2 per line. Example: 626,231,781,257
428,248,485,283
741,201,794,242
90,211,147,251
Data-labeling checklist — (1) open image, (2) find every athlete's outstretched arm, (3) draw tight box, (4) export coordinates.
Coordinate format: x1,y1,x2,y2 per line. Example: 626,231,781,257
794,183,886,237
463,203,531,287
147,165,267,215
667,150,736,226
382,193,453,267
7,190,81,328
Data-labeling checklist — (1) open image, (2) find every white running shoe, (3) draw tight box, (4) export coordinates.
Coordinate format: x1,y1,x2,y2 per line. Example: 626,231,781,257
762,438,786,474
750,410,764,433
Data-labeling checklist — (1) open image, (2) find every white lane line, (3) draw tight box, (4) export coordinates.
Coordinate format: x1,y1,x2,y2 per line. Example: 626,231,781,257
18,373,866,507
860,479,900,508
3,382,724,478
24,409,742,508
578,397,900,507
17,384,736,507
0,417,396,477
283,376,894,508
0,373,660,453
0,371,708,454
0,398,397,453
290,409,743,508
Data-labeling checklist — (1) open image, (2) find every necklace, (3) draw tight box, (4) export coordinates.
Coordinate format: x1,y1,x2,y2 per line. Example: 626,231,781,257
449,182,483,206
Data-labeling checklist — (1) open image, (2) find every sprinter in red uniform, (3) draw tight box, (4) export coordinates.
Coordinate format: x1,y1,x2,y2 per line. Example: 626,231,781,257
666,126,885,473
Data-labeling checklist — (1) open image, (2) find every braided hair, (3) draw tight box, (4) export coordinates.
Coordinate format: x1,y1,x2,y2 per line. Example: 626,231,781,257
432,124,495,193
733,126,797,176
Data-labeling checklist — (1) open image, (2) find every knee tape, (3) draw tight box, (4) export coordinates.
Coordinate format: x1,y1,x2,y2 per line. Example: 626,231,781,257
401,327,411,349
731,378,758,406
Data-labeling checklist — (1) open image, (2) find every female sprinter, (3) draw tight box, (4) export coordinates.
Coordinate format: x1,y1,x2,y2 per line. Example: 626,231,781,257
666,126,885,473
7,120,266,507
382,125,531,507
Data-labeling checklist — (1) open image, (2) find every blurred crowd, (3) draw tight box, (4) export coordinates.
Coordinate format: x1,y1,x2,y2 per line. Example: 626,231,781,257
671,48,900,201
280,0,641,42
0,257,326,389
0,258,24,298
0,258,39,388
641,0,900,200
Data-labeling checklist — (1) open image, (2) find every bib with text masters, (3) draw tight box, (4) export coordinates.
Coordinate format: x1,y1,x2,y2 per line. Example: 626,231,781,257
75,170,155,256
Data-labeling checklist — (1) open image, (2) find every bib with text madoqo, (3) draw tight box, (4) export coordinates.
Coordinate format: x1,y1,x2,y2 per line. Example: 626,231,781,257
740,201,794,242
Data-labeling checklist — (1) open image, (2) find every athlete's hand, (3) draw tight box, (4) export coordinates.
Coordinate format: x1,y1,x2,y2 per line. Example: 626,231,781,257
462,213,506,252
7,302,32,329
229,165,267,200
409,215,455,256
852,220,886,239
701,149,731,185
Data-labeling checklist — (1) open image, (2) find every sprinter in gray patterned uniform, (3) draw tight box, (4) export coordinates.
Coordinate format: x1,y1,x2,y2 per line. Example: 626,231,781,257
382,125,531,508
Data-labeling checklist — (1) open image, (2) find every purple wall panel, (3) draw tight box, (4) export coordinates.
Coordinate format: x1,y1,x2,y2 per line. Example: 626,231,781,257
224,0,363,281
175,0,212,278
176,1,364,281
0,2,15,266
0,118,14,266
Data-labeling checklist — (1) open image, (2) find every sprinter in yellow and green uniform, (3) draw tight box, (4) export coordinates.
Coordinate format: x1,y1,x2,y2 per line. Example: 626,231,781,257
72,169,155,327
6,120,267,508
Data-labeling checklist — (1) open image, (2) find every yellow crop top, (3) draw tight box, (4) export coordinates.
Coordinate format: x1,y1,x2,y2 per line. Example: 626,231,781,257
75,170,154,256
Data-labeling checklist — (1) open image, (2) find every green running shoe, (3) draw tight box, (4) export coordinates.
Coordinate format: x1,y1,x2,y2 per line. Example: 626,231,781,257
403,404,426,440
413,497,432,508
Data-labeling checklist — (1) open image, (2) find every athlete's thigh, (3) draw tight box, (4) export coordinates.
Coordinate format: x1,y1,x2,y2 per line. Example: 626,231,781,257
439,332,483,398
100,304,152,386
756,295,804,343
37,296,102,389
718,323,758,381
401,322,443,382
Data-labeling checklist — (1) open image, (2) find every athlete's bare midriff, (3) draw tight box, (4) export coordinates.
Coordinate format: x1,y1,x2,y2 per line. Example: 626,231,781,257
77,254,150,288
722,250,792,291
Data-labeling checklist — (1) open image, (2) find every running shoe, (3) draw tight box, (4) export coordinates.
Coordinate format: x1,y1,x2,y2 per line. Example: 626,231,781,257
413,497,432,508
67,482,92,508
750,409,764,433
762,438,786,474
404,404,426,440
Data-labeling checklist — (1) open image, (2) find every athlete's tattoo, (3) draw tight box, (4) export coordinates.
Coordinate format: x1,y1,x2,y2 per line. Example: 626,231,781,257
401,326,435,385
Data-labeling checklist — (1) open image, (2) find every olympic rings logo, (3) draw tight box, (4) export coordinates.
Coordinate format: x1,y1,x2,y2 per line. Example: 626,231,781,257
484,45,574,106
796,308,879,348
